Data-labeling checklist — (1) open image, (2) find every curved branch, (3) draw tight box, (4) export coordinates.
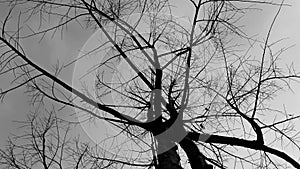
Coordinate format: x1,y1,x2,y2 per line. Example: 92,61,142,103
0,36,154,130
187,132,300,168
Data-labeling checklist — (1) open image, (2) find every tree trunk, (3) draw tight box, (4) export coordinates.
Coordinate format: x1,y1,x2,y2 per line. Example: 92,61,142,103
156,137,182,169
180,136,213,169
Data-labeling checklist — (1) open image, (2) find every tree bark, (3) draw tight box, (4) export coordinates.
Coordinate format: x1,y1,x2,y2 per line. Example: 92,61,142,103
156,137,182,169
179,136,213,169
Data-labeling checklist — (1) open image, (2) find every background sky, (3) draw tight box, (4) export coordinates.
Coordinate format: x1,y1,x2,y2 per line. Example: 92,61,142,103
0,0,300,165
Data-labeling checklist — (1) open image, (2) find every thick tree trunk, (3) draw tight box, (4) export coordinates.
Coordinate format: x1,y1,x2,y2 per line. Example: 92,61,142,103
179,136,213,169
156,137,182,169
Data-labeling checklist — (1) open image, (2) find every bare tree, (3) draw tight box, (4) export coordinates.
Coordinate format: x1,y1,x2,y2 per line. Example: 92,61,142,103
0,108,154,168
0,0,300,168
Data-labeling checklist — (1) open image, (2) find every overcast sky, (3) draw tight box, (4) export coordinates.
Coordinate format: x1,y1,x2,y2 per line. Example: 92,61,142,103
0,0,300,163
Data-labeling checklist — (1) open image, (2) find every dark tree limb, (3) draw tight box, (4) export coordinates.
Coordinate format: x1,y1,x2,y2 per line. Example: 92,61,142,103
187,132,300,169
179,136,213,169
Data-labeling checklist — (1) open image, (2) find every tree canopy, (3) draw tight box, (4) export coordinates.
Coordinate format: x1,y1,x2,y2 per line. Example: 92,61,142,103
0,0,300,168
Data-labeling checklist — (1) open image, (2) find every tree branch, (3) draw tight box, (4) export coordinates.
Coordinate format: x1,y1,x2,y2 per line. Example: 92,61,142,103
187,132,300,168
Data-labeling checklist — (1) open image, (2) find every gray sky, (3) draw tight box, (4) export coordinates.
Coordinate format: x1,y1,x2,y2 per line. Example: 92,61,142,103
0,0,300,165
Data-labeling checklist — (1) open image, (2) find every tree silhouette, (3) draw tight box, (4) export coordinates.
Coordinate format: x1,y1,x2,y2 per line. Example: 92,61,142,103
1,0,300,168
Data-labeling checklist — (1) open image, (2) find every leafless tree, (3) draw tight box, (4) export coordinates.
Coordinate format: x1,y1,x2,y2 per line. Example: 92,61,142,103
0,0,300,168
0,108,154,168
